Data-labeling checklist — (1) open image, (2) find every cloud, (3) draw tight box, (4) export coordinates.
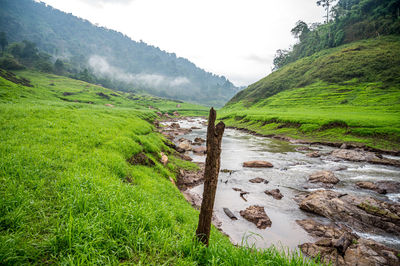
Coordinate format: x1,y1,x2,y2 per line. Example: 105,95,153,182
79,0,135,8
88,55,191,89
245,54,275,64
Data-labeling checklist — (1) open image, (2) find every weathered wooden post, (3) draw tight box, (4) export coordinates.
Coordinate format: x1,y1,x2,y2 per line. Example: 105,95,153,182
195,107,225,246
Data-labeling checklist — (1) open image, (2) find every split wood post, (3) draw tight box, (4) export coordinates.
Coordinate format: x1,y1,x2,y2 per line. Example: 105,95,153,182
195,107,225,246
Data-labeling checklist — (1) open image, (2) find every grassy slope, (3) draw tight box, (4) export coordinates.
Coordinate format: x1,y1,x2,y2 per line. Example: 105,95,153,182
221,36,400,151
0,70,314,265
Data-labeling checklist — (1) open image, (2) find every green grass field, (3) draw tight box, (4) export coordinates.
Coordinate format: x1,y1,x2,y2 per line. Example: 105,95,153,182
0,70,316,264
221,37,400,151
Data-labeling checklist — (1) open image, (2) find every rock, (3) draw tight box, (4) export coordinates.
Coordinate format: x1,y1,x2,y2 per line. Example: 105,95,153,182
295,146,313,151
182,191,202,209
176,163,205,190
176,104,181,108
164,113,170,118
170,122,180,129
264,189,283,200
193,146,207,154
156,111,163,117
104,103,114,107
221,169,235,174
178,141,192,151
173,111,180,116
356,181,386,194
375,180,400,194
306,151,320,158
297,219,399,266
243,161,273,168
160,152,168,166
329,165,348,171
249,177,268,183
180,154,193,161
223,208,237,220
239,205,272,229
331,149,400,167
127,152,155,166
298,190,400,236
309,170,340,184
191,126,201,130
194,137,206,143
232,187,244,192
340,143,347,149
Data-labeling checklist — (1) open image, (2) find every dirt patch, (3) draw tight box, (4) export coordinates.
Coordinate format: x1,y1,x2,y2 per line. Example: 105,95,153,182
127,152,155,166
96,92,110,100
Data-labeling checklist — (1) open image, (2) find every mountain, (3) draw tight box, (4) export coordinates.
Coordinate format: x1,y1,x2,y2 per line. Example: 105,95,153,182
0,0,239,106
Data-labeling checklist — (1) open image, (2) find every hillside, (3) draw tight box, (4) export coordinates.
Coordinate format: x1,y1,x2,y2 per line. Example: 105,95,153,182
0,69,317,264
221,36,400,151
0,0,239,106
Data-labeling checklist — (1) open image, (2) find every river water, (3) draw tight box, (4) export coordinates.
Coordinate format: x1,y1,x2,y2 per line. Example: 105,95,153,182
163,117,400,251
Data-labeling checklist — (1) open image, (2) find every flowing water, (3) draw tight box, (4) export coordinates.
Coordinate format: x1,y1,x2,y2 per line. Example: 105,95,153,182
163,118,400,250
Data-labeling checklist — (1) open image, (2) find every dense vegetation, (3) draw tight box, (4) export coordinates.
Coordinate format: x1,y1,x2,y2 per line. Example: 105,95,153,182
222,37,400,151
0,69,317,264
0,0,239,106
273,0,400,70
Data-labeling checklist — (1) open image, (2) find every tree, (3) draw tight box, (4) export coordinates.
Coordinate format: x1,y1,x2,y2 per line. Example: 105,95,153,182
291,20,310,41
317,0,337,23
54,59,65,74
0,32,8,52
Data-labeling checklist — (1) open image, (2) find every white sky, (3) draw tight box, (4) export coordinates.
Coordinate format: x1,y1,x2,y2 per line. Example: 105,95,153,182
39,0,325,86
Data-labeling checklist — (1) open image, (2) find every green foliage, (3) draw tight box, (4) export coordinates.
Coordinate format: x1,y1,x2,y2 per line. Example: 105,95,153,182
274,0,400,70
0,70,317,265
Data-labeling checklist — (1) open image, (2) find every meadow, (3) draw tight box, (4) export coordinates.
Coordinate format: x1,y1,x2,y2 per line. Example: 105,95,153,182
0,70,316,264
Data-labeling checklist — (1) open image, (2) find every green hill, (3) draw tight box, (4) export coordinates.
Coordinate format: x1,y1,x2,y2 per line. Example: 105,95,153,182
0,0,239,106
0,69,314,264
221,36,400,151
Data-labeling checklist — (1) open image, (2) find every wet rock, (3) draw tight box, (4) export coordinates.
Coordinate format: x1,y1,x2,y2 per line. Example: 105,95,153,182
232,187,244,192
306,151,320,158
194,137,206,143
176,163,205,190
297,219,399,266
127,152,155,166
182,191,202,209
170,122,180,129
298,190,400,236
249,177,268,183
309,170,340,184
295,146,313,151
375,180,400,194
178,137,191,143
178,141,192,151
264,189,283,200
191,126,201,130
243,161,273,168
160,152,168,166
240,205,272,229
331,149,400,167
329,165,348,171
221,169,235,174
223,208,238,220
180,154,193,161
356,181,386,194
193,146,207,154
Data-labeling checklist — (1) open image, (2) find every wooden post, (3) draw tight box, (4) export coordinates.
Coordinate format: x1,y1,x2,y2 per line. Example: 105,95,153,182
195,107,225,246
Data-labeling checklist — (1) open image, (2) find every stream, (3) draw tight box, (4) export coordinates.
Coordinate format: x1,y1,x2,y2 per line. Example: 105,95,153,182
162,117,400,251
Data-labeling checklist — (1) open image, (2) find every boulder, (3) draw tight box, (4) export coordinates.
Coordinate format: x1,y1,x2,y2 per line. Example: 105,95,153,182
178,141,192,151
243,161,273,168
194,137,206,143
375,180,400,194
180,154,193,161
170,122,180,129
239,205,272,229
249,177,268,183
331,149,400,167
309,170,340,184
264,189,283,200
297,219,399,266
306,151,320,158
193,146,207,154
298,190,400,236
356,181,386,194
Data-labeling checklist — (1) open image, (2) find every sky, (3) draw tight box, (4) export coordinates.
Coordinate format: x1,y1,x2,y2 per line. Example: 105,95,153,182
39,0,326,87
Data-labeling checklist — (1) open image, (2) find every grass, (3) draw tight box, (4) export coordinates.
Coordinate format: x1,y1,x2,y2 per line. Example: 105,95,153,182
221,36,400,151
0,69,317,264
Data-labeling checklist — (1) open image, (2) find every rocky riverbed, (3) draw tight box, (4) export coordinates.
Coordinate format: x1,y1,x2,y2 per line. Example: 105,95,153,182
158,115,400,265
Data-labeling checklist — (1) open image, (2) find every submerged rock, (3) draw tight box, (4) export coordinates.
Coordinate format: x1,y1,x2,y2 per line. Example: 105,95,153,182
309,170,340,184
192,146,207,154
356,181,386,194
243,161,273,168
264,189,283,200
249,177,268,183
298,190,400,236
240,205,272,229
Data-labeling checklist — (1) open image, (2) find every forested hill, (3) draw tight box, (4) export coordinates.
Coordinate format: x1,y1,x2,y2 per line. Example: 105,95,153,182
0,0,239,107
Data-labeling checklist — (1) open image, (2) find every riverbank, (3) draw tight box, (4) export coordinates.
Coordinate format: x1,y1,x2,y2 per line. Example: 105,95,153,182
160,116,400,265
